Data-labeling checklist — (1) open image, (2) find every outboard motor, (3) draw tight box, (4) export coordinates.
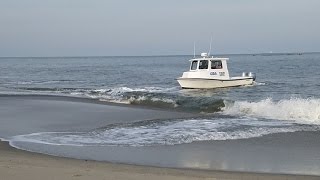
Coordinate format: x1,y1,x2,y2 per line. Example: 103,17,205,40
249,72,256,81
242,72,256,81
242,72,249,77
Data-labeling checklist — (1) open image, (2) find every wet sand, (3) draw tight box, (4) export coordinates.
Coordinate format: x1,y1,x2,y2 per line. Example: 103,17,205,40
1,140,319,180
0,94,197,138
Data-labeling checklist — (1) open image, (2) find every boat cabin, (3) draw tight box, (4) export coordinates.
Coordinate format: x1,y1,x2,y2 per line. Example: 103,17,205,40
182,53,230,80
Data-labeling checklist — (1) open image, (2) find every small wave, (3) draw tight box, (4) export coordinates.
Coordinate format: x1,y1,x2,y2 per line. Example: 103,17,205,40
111,86,179,93
9,118,318,147
10,86,226,112
16,87,84,92
15,80,77,85
26,86,224,112
222,98,320,124
129,96,178,108
85,87,181,107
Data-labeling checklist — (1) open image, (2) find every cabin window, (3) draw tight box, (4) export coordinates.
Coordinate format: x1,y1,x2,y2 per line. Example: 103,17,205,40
199,60,208,69
190,60,198,70
211,60,223,69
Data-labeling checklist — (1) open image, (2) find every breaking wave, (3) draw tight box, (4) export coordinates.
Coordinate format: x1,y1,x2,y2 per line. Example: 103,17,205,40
222,98,320,124
9,86,320,121
11,86,226,113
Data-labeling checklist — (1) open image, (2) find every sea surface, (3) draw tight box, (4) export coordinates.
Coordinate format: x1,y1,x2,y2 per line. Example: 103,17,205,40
1,53,320,146
1,53,320,174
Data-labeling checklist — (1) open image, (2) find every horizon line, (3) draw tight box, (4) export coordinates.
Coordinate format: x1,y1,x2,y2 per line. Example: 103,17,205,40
0,51,319,58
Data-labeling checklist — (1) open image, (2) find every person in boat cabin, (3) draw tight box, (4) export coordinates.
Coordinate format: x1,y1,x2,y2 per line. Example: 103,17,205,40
199,60,208,69
211,60,223,69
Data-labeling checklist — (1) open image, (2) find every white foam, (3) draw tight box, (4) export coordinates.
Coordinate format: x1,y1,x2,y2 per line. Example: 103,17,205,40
108,86,179,94
128,96,177,106
253,81,266,86
71,86,179,107
10,118,316,147
222,98,320,124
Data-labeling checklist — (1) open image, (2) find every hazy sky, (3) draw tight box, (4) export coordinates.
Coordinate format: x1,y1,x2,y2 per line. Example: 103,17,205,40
1,0,320,56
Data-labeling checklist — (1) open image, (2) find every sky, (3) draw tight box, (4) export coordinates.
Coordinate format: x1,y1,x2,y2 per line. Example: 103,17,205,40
1,0,320,57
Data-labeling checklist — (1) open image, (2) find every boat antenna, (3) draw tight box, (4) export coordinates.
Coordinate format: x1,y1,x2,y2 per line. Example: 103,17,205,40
193,41,196,58
208,36,213,56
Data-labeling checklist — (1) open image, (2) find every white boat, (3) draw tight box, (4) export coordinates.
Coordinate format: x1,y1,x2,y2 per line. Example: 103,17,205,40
177,53,256,89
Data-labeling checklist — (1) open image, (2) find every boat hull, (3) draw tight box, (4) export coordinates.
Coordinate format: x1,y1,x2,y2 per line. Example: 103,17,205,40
177,78,254,89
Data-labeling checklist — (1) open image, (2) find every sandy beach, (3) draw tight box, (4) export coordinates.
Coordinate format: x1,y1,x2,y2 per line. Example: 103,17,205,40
1,140,319,180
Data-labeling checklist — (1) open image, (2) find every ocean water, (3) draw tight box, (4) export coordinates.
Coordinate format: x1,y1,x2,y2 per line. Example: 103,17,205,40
1,53,320,147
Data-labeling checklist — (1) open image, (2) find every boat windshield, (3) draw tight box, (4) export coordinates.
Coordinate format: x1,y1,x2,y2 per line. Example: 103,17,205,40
199,60,208,69
190,60,198,70
211,60,223,69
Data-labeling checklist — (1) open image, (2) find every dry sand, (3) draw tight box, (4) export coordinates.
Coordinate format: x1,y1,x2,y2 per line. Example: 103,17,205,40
1,141,319,180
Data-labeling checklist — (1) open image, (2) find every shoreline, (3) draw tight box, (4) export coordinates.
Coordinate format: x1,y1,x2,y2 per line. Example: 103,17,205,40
1,140,319,180
1,95,320,179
